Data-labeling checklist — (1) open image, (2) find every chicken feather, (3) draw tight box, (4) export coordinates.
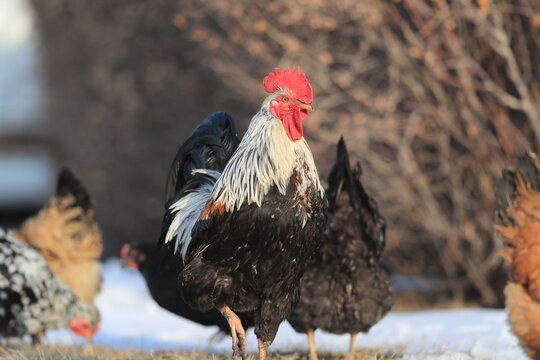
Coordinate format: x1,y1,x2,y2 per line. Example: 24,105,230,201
496,153,540,359
12,168,102,304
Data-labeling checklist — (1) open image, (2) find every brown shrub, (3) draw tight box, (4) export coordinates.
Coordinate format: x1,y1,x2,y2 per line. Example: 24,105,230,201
175,0,540,306
31,0,540,306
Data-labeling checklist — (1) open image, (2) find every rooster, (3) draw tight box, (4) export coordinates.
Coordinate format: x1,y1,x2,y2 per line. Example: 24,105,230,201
12,168,103,304
0,227,99,344
495,153,540,359
160,67,327,360
288,138,394,360
120,242,255,334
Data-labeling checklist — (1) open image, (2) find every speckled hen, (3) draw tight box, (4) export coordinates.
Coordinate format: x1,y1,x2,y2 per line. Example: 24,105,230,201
0,227,99,344
288,138,394,360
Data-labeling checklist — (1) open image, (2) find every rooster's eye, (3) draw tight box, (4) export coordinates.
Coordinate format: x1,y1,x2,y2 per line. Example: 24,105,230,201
282,97,289,102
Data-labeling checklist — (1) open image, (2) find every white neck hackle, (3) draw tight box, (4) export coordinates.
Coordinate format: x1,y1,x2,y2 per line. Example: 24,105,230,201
210,92,324,212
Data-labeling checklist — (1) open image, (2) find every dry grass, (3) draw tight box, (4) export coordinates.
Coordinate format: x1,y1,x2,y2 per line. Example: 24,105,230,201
0,346,403,360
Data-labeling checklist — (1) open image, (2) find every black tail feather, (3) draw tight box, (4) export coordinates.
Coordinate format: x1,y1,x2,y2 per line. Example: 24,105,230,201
158,112,240,248
515,153,540,191
55,167,92,212
164,111,240,208
495,152,540,223
326,137,386,259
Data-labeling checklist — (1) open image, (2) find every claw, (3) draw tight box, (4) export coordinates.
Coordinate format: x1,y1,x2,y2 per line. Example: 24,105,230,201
239,329,247,359
217,305,247,359
230,319,246,358
231,323,238,356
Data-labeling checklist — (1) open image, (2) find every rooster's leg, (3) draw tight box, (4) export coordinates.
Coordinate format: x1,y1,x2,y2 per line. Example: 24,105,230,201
307,329,318,360
346,333,357,360
217,304,246,359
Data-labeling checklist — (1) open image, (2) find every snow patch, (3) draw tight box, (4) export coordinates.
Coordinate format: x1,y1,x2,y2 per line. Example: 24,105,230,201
45,259,528,359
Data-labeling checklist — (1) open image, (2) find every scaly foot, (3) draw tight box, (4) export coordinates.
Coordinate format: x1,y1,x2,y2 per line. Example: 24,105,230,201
217,304,247,359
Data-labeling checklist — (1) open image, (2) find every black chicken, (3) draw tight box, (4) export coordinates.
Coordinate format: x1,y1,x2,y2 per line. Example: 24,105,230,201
288,138,394,360
159,67,327,360
120,242,254,334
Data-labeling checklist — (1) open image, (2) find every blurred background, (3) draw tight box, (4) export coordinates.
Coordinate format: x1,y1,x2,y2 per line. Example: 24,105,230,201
0,0,539,309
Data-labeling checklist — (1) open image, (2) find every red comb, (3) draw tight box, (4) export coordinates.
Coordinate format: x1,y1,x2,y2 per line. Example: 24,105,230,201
263,67,313,104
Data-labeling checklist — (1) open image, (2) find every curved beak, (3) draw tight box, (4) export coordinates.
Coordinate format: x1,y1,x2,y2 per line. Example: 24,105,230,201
299,103,313,111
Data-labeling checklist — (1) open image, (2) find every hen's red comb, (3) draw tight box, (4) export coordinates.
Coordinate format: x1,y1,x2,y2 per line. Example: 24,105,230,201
263,67,313,104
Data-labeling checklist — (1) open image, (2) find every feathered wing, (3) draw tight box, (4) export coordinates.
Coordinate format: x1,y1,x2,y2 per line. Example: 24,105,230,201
165,170,221,258
13,168,103,303
326,137,386,259
159,112,240,258
495,153,540,359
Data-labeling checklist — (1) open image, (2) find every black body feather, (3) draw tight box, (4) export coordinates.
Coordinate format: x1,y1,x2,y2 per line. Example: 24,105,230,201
495,153,540,224
123,243,254,334
56,167,92,213
159,112,240,247
164,111,240,207
288,138,393,336
182,182,327,342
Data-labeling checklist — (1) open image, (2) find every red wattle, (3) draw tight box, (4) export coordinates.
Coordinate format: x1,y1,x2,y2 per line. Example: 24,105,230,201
284,113,303,141
69,318,98,338
270,106,307,142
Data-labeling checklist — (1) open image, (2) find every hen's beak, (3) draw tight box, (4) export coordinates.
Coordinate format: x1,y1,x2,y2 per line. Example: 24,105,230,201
299,103,313,111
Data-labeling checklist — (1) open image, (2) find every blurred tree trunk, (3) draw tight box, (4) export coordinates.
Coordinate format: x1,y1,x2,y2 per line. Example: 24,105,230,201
29,0,253,257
